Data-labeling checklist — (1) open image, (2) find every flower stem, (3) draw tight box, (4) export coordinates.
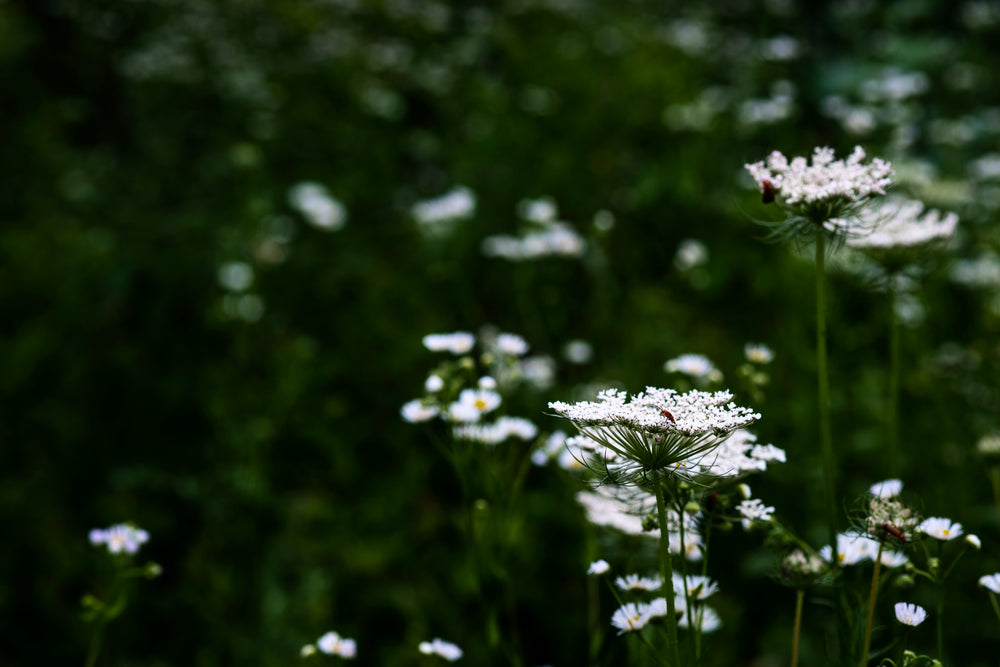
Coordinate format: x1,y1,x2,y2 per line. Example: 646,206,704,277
989,593,1000,627
935,542,944,660
989,466,1000,528
815,234,839,561
655,478,681,667
861,541,885,666
887,283,900,475
84,619,107,667
791,589,805,667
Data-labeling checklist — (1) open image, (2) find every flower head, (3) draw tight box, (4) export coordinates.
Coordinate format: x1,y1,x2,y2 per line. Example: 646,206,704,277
869,478,903,498
894,602,927,627
89,523,149,556
745,146,893,243
611,602,649,634
317,631,357,659
846,196,957,255
917,517,963,541
548,387,760,485
422,332,475,355
979,573,1000,594
615,573,662,592
664,354,722,383
743,343,774,364
418,638,463,661
587,559,610,576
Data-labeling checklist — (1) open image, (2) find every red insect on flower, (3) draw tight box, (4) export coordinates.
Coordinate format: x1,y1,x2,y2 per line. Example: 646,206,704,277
761,179,775,204
660,409,676,424
882,523,906,542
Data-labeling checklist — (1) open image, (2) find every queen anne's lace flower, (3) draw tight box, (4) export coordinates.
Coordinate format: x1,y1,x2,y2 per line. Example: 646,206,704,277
737,498,775,529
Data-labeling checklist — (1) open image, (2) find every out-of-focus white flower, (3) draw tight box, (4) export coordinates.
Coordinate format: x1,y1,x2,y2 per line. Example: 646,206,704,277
411,186,476,226
562,339,593,364
400,400,439,423
674,239,709,271
664,354,721,382
424,375,444,393
288,182,347,231
673,573,718,600
967,534,982,550
744,343,774,364
217,261,254,292
678,606,722,633
587,559,610,575
517,197,557,223
737,498,775,529
418,638,463,661
847,197,958,251
494,333,529,356
869,479,903,498
317,631,357,658
447,388,502,423
422,332,475,355
611,602,649,634
917,517,963,541
979,572,1000,593
519,355,556,390
615,574,662,592
452,416,537,444
89,524,149,555
820,531,879,566
894,602,927,627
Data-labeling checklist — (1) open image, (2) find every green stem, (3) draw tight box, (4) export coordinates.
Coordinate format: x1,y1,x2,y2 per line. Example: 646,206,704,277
791,589,805,667
815,234,838,558
677,507,698,665
84,619,107,667
655,478,681,667
887,283,900,475
989,466,1000,528
935,542,944,660
989,593,1000,627
861,541,885,667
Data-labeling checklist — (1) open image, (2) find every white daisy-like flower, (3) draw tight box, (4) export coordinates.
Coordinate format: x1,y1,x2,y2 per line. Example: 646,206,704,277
452,416,538,444
664,354,719,380
820,531,879,566
288,182,347,231
678,605,722,633
89,524,149,556
317,631,357,659
744,343,774,364
424,375,445,393
672,573,719,600
846,196,957,251
978,573,1000,594
917,517,963,541
477,376,498,390
879,550,909,568
418,638,463,661
745,146,893,228
400,399,439,423
615,574,662,592
643,597,672,620
447,388,502,423
869,479,903,498
494,333,529,356
669,531,705,562
422,332,476,355
611,602,649,634
894,602,927,627
575,488,656,538
587,559,610,576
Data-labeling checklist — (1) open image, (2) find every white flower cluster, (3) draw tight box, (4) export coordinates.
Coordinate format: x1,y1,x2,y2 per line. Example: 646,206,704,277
422,331,476,355
301,630,357,659
820,531,908,567
452,416,538,444
482,220,586,261
746,146,892,208
411,186,476,226
846,197,958,251
418,638,463,662
288,182,347,231
736,498,775,529
549,387,760,438
89,523,149,556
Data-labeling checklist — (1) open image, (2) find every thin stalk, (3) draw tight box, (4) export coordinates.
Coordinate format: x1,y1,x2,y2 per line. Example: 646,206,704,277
791,589,805,667
860,541,885,666
989,593,1000,627
677,510,698,664
887,284,900,475
655,478,681,667
989,466,1000,528
84,619,107,667
936,542,944,660
815,234,838,557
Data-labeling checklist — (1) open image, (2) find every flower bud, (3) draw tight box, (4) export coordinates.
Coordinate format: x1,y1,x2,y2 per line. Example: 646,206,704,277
966,534,981,550
684,501,701,516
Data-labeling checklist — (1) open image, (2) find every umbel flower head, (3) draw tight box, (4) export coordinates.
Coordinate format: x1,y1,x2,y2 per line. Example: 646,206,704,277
745,145,893,245
548,387,760,485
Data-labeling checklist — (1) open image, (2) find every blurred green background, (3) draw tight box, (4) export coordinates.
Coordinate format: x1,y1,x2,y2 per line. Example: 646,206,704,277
3,0,1000,665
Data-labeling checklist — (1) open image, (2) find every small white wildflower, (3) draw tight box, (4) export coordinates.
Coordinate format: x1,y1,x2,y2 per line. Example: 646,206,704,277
89,524,149,556
664,354,718,380
966,534,982,550
288,182,347,231
820,531,879,566
615,573,662,592
418,638,463,661
673,572,718,600
749,443,786,463
846,196,958,252
917,517,963,541
217,261,254,292
674,239,709,271
518,197,557,223
737,483,752,499
869,479,903,498
424,375,445,393
737,498,775,529
477,376,498,390
744,343,774,364
979,573,1000,594
452,416,538,444
400,400,439,423
611,602,648,634
447,388,501,423
411,186,476,225
422,332,475,355
587,559,610,576
495,333,529,356
879,550,909,568
562,339,593,364
894,602,927,627
519,355,556,390
678,606,722,633
317,631,357,659
300,644,317,657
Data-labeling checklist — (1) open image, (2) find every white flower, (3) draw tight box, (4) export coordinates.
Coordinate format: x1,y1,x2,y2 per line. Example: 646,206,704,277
678,605,722,633
745,146,893,224
217,261,254,292
615,574,662,592
846,197,958,251
587,559,610,576
422,332,475,355
300,644,317,657
664,354,719,380
400,400,439,423
672,573,718,600
317,631,357,658
894,602,927,627
418,638,463,661
288,182,347,231
744,343,774,364
674,239,709,271
611,602,648,634
749,443,786,463
869,479,903,498
737,498,775,529
562,339,594,364
494,333,529,356
424,375,444,393
89,524,149,555
879,550,909,568
411,186,476,225
643,597,671,620
519,355,556,390
966,534,982,550
576,488,657,538
820,531,879,566
452,416,538,444
917,517,963,541
979,573,1000,594
477,376,498,390
518,197,558,223
447,388,502,423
